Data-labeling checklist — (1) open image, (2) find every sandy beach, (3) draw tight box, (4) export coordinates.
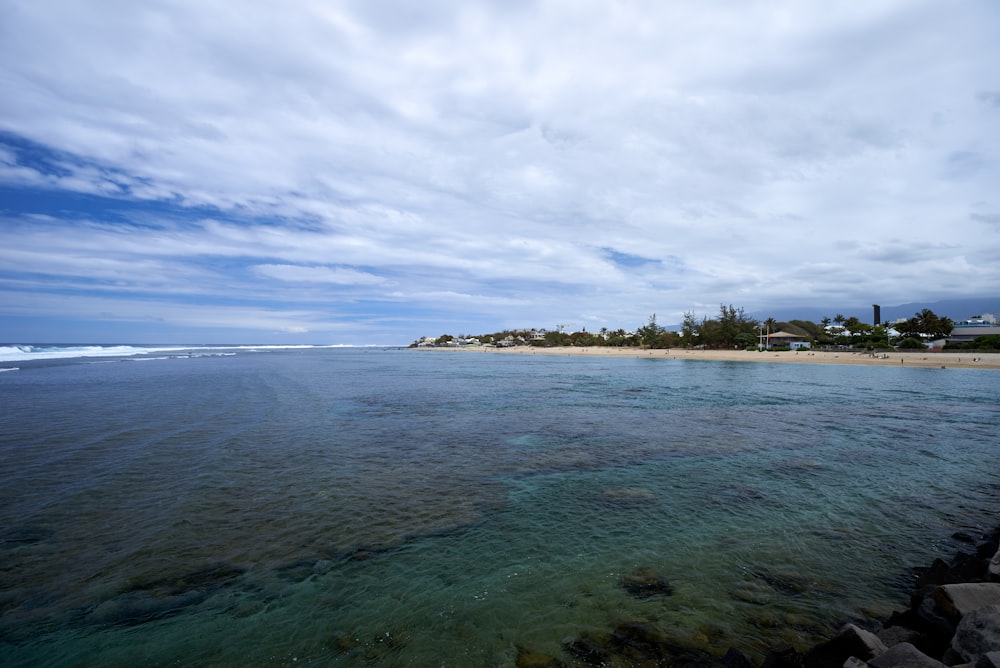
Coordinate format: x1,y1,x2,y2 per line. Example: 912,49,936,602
422,345,1000,370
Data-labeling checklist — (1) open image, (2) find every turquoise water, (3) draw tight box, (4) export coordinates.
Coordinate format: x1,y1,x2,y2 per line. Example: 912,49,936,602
0,347,998,665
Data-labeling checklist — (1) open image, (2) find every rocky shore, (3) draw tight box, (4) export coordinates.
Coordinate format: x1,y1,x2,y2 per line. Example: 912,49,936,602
517,526,1000,667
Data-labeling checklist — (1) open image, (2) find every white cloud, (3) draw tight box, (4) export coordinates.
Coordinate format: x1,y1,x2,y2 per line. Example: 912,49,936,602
251,264,385,285
0,0,998,341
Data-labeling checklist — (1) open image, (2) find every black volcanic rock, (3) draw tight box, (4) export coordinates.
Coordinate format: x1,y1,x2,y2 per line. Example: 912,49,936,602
619,566,675,598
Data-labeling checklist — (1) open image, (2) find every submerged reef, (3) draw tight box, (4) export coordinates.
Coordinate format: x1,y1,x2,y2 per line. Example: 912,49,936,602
516,526,1000,667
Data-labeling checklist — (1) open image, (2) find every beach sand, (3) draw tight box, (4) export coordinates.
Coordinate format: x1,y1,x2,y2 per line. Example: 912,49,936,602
422,346,1000,370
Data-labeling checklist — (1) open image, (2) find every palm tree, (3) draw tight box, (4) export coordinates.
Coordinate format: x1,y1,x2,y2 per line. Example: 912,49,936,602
758,317,777,349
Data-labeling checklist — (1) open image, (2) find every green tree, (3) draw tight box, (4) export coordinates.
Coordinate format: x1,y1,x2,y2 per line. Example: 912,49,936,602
680,311,699,345
841,317,872,343
898,317,922,340
898,309,954,340
717,304,754,349
867,325,892,349
569,331,600,347
658,330,681,348
637,314,666,348
978,334,1000,349
756,317,777,349
917,309,954,339
605,328,631,347
845,319,872,342
789,320,822,340
734,332,757,349
544,330,569,347
698,316,720,348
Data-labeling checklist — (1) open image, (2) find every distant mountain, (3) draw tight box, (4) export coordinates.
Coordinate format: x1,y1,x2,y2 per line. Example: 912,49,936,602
665,296,1000,330
761,297,1000,326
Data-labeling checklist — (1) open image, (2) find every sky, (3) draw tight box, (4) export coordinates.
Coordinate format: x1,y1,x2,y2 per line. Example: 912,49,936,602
1,1,998,345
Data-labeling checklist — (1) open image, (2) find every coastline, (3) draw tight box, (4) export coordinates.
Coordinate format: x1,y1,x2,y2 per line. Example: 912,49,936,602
418,346,1000,370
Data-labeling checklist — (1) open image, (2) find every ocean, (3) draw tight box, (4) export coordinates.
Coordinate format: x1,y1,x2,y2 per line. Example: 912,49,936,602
1,345,998,666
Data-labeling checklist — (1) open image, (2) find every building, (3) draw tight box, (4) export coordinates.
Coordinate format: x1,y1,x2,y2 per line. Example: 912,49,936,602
766,331,808,350
948,314,1000,344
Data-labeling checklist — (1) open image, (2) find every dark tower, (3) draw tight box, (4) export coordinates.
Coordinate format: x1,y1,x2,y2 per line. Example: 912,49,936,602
873,304,881,326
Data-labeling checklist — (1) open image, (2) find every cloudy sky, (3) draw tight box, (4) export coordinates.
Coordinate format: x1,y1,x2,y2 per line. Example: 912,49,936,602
1,1,998,344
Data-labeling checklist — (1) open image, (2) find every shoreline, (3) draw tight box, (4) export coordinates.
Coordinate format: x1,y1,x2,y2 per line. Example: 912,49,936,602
418,346,1000,370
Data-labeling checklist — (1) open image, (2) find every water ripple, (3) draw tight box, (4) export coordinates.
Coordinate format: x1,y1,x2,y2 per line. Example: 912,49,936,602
1,350,998,665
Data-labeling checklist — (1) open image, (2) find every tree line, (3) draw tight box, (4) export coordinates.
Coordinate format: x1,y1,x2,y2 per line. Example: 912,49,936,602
422,306,962,350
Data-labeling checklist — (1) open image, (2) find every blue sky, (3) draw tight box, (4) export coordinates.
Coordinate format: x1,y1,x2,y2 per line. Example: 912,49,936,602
1,1,998,344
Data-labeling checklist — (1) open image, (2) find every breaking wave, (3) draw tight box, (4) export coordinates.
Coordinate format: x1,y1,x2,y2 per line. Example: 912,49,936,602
0,345,186,362
0,343,379,362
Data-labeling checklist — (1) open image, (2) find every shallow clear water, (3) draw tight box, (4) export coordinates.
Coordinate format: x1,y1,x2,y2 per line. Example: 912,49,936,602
1,348,998,666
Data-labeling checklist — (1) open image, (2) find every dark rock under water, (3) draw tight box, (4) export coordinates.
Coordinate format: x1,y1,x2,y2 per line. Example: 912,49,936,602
519,526,1000,667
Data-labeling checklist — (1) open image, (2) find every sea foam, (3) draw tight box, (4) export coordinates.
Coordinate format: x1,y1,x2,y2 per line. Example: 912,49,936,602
0,343,364,362
0,344,186,362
